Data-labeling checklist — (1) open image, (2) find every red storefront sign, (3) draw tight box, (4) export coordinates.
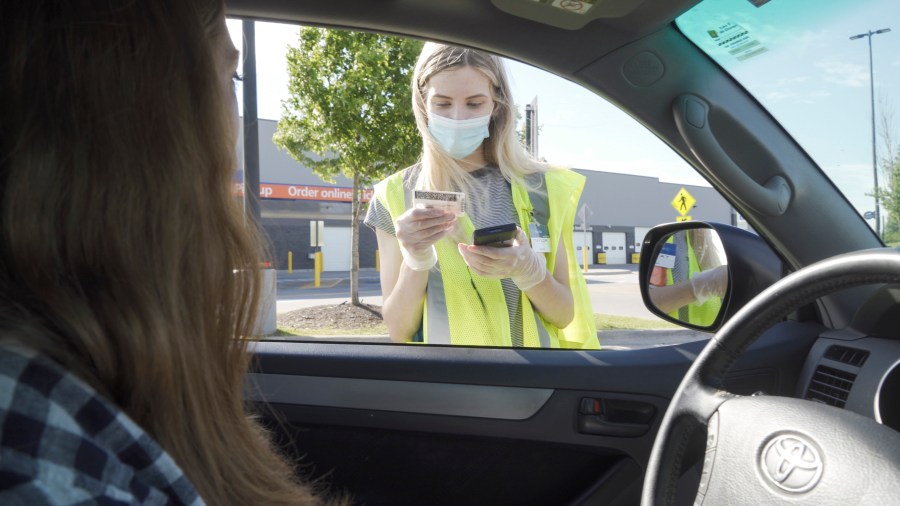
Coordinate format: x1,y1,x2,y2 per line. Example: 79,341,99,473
232,183,373,202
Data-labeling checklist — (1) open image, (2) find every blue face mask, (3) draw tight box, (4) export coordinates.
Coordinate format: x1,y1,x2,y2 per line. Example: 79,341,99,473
427,113,491,159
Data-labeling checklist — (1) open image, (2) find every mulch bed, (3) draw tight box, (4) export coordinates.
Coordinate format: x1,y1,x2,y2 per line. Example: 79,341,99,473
277,302,383,331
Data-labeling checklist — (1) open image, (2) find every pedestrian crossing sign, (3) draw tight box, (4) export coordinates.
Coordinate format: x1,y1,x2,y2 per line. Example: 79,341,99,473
671,188,696,216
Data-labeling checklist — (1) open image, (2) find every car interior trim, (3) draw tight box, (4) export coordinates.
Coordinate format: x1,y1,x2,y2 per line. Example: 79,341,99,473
672,94,791,216
874,357,900,426
246,373,554,420
490,0,645,30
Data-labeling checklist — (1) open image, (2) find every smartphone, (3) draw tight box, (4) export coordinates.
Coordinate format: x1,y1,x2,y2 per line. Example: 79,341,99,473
473,223,517,247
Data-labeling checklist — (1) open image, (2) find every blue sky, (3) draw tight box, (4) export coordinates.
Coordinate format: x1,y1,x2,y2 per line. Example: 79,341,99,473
227,0,900,222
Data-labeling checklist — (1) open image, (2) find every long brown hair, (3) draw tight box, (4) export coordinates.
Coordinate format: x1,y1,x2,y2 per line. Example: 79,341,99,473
0,1,327,503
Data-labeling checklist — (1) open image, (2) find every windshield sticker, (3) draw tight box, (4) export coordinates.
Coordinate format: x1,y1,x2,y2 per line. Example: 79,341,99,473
707,22,768,61
530,0,597,15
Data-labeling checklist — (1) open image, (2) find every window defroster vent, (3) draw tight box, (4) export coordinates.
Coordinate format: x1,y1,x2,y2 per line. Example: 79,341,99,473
806,365,855,408
824,345,869,367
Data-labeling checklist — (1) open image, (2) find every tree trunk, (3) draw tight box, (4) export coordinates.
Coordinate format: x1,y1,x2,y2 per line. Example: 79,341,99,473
350,170,361,306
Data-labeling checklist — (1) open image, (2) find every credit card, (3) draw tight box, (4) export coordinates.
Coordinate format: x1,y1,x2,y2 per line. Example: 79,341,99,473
413,190,466,216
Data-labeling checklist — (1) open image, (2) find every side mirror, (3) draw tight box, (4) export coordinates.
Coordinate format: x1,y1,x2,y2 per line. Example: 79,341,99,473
639,222,783,332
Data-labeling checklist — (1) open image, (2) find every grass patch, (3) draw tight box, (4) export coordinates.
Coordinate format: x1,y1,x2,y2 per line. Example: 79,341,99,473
595,313,678,330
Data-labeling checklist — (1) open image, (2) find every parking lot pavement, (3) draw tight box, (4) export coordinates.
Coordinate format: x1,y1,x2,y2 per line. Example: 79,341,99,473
275,264,656,318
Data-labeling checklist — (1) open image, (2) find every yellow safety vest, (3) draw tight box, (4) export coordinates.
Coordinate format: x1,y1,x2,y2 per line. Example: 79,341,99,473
374,167,599,349
665,233,721,327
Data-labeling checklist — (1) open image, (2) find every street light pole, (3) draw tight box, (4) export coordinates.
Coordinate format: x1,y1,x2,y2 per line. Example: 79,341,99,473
850,27,891,238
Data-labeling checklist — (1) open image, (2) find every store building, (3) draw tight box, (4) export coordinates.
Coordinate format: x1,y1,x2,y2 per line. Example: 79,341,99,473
247,119,734,270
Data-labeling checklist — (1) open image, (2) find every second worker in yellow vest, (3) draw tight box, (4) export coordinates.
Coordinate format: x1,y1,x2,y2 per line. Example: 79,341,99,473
648,229,726,327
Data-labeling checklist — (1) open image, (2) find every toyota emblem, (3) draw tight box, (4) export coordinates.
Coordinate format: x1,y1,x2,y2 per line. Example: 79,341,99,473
760,434,824,493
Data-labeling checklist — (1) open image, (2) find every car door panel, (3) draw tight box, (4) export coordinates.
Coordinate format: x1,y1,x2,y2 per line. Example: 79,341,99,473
260,419,634,506
248,321,820,504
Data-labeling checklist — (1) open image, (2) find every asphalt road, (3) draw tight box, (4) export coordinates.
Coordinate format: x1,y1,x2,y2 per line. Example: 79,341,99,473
272,265,711,350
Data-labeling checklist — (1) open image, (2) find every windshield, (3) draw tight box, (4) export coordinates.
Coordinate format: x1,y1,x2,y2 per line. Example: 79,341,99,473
677,0,900,244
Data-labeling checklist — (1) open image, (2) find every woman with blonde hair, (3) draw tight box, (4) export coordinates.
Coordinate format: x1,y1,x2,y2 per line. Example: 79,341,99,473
366,43,598,348
0,1,335,503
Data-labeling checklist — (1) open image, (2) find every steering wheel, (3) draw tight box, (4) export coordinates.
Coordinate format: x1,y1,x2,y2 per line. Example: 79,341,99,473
641,249,900,505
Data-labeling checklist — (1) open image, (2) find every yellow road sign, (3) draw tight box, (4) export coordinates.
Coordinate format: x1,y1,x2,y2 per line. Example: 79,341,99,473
671,188,696,216
676,215,692,222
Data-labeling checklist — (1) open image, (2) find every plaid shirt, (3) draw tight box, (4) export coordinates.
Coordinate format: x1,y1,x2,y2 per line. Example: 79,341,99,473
0,342,203,505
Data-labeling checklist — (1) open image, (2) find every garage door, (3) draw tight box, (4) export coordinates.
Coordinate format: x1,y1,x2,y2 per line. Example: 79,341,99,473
322,226,351,271
634,227,651,250
601,232,626,265
634,227,651,263
572,231,593,266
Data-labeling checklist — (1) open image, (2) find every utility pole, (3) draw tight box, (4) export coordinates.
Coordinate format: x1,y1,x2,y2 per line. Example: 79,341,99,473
242,20,261,225
579,204,592,271
524,96,539,158
850,27,891,238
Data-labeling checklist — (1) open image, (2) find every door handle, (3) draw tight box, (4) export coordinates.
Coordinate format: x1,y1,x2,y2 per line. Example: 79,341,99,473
672,94,791,216
577,397,656,437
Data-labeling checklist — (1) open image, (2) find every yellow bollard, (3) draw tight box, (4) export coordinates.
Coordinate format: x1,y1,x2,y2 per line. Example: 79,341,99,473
583,248,589,273
314,251,322,288
288,251,293,273
375,250,380,272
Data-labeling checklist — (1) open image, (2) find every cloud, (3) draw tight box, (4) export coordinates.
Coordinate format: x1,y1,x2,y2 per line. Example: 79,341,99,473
764,89,831,103
774,76,809,86
762,73,831,103
798,90,833,104
817,60,868,87
765,91,797,101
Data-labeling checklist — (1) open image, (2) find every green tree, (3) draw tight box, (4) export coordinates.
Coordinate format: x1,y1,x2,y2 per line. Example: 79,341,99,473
876,97,900,244
274,28,422,305
877,146,900,243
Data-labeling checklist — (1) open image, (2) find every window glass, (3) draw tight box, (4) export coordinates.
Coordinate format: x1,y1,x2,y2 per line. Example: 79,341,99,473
226,21,732,350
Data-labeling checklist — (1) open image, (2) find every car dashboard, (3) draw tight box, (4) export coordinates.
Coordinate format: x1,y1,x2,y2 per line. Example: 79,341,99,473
796,285,900,433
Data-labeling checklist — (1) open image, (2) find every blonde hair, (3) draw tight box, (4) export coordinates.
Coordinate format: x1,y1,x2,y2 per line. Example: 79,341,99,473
0,1,330,504
411,42,550,194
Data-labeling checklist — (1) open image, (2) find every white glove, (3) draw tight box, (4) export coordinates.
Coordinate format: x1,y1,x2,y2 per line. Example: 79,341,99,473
458,228,548,291
400,244,438,271
509,229,548,291
394,207,455,271
689,265,728,304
